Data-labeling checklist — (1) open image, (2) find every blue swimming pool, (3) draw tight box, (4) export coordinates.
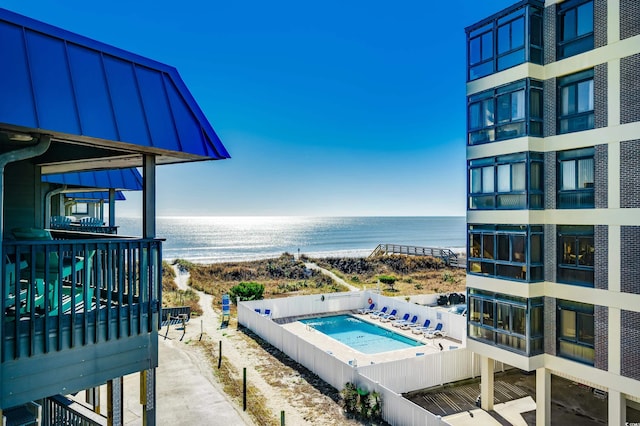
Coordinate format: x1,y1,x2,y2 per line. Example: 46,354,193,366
300,314,422,354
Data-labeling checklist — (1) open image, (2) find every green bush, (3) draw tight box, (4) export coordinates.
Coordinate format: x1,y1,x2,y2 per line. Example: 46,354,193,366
378,275,397,285
229,282,264,304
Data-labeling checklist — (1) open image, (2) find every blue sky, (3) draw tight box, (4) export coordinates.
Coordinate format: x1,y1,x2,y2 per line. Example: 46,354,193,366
4,0,516,217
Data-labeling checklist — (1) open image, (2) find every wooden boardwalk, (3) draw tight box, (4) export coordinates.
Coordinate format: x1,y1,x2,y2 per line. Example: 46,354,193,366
369,244,466,268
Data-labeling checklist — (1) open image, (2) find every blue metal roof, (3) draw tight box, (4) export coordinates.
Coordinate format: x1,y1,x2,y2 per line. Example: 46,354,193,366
64,191,127,201
0,8,230,165
42,168,142,191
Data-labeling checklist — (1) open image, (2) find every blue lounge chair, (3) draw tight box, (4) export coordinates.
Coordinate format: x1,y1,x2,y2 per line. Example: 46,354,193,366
370,306,388,319
412,319,431,334
380,309,399,322
262,309,272,318
424,323,445,338
254,308,262,314
391,312,410,326
358,303,375,315
401,315,419,330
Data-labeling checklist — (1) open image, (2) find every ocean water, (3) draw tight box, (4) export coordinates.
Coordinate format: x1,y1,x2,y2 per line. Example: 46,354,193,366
116,216,466,264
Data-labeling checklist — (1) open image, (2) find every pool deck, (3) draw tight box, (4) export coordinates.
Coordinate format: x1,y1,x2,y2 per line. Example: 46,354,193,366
281,311,463,366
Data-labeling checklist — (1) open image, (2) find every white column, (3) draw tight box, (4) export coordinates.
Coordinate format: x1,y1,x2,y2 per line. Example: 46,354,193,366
608,389,626,426
536,367,551,426
480,356,494,411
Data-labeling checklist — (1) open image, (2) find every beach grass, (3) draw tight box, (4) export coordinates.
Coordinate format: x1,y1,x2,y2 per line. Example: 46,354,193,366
162,261,203,315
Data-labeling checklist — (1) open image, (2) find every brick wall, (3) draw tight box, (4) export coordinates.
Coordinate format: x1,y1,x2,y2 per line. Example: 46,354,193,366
544,297,557,356
621,0,640,40
544,224,557,283
621,310,640,380
594,63,608,128
544,151,557,209
594,0,608,48
620,140,640,208
621,54,640,125
594,305,608,371
543,4,556,65
594,145,608,208
620,226,640,294
543,78,557,137
594,225,608,290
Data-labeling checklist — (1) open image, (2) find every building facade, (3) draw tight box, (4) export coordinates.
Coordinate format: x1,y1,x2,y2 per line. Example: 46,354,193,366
465,0,640,424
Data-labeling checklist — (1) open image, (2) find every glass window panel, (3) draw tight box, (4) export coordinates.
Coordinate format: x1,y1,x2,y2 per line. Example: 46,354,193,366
511,162,526,191
562,85,576,115
497,94,511,124
511,18,524,49
560,310,577,339
531,234,542,263
512,235,526,262
578,312,594,344
562,9,577,41
561,160,577,190
578,158,594,188
530,306,543,336
530,162,542,190
530,15,542,46
482,167,494,193
469,103,480,129
498,24,510,54
512,90,525,120
560,236,576,265
483,99,494,126
497,304,509,330
483,234,495,259
497,164,511,192
470,37,481,65
512,306,526,335
482,300,495,326
481,31,493,61
471,234,482,258
578,237,594,266
530,90,542,119
577,2,594,37
470,168,482,193
577,80,594,112
497,234,510,261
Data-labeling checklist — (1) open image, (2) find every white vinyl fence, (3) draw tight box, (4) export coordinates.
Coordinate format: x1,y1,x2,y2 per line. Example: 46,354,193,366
238,292,478,426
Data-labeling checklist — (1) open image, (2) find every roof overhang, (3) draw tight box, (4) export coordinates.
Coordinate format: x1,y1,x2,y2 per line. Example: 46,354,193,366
0,8,230,173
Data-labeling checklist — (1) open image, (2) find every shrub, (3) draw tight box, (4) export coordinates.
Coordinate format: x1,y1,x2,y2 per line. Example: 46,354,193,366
340,382,382,421
229,282,265,304
378,275,397,285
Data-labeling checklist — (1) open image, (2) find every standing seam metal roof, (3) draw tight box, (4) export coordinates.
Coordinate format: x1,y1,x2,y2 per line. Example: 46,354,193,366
0,8,230,161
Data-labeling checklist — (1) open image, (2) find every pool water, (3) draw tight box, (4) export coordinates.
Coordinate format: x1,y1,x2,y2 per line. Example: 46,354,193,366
300,314,423,354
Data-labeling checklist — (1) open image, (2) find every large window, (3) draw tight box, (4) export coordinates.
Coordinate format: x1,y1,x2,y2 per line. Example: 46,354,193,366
557,300,594,365
468,224,544,282
558,0,594,59
71,202,88,215
557,225,594,286
558,69,594,134
558,148,594,208
468,79,543,145
469,152,544,210
467,3,543,81
468,289,544,356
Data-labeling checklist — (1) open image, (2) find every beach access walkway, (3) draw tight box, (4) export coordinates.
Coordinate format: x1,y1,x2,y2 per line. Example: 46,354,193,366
304,263,360,291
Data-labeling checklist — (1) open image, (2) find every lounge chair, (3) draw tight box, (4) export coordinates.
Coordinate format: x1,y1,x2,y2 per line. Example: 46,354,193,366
370,306,388,320
254,308,262,314
262,309,272,318
424,323,445,338
380,309,399,323
358,303,375,315
401,315,419,330
412,319,431,334
391,312,410,326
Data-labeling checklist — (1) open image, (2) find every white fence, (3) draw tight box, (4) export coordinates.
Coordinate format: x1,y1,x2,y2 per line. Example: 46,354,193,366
238,292,478,426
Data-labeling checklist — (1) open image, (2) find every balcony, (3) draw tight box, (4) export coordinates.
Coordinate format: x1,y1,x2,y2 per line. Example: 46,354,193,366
1,231,161,408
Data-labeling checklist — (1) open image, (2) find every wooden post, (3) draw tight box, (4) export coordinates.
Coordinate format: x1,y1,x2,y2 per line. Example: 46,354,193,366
218,341,222,369
280,410,285,426
243,367,247,411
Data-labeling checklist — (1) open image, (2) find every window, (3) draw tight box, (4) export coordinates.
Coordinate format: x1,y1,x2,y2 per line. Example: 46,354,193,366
557,225,594,286
558,0,594,59
558,148,595,208
71,202,88,215
468,79,543,145
557,300,594,364
468,152,544,210
468,290,544,356
468,224,544,282
558,69,594,134
467,3,543,81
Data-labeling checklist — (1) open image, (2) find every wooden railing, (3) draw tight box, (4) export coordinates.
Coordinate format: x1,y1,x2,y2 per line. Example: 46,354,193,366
2,235,162,361
44,395,106,425
369,244,460,266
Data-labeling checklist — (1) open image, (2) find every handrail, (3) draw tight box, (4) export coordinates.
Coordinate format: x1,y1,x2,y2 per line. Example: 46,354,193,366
369,244,459,266
45,395,106,425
